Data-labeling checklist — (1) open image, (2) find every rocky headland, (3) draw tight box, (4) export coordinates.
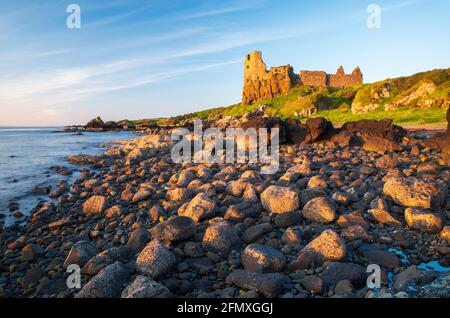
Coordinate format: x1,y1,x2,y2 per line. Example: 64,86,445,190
0,106,449,299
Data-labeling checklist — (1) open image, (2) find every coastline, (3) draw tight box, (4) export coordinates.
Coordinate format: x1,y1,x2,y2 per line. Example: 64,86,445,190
0,114,448,298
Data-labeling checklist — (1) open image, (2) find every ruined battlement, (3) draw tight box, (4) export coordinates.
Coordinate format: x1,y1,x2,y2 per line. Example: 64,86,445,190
242,51,363,104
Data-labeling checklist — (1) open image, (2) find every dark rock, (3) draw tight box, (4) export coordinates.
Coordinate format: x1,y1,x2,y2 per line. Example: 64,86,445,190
241,223,272,244
82,246,130,275
127,227,150,252
121,275,171,298
22,244,44,262
226,269,288,298
361,249,400,269
319,262,367,288
136,240,175,279
150,216,196,243
75,262,131,298
63,241,98,269
274,211,302,228
242,243,286,273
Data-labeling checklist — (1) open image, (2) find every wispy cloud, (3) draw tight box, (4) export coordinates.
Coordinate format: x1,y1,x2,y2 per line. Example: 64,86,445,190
170,0,267,21
383,0,423,12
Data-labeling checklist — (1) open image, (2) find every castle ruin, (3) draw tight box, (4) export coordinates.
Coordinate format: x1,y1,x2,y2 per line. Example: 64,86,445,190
242,51,363,105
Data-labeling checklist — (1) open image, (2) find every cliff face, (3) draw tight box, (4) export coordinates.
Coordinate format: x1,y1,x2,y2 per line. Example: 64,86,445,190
242,51,297,105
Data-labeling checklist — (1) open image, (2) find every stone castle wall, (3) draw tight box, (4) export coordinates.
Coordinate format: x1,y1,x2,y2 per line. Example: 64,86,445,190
242,51,298,105
242,51,363,104
299,70,327,87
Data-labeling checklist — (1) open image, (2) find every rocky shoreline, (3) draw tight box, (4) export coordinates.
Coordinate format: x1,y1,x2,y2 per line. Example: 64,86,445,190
0,109,449,298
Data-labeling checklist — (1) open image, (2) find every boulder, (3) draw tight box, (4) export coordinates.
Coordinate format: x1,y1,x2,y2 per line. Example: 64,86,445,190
242,243,286,273
404,208,444,233
202,222,239,253
260,186,300,214
300,188,326,206
82,246,130,275
285,119,309,144
319,262,367,288
178,193,216,222
302,196,337,224
241,223,272,244
361,249,400,269
300,276,324,295
126,227,150,252
239,116,287,144
132,188,152,203
75,262,131,298
293,230,346,269
368,209,402,227
274,211,302,228
21,244,44,262
304,117,334,142
226,269,288,298
361,134,402,153
341,119,406,141
63,241,98,269
383,177,446,209
150,216,196,243
136,240,175,279
105,205,123,218
121,275,171,298
82,195,107,215
85,116,105,129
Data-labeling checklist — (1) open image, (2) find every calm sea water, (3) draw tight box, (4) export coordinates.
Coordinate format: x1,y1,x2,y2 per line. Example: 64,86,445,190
0,127,136,226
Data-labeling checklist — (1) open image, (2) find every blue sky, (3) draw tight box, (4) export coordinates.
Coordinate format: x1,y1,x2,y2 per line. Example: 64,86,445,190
0,0,449,126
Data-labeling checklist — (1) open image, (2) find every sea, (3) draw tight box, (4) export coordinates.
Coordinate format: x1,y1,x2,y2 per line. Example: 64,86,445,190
0,127,137,226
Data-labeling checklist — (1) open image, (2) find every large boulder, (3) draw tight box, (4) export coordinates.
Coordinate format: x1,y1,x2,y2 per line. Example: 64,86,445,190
121,275,171,298
239,116,287,144
383,177,446,209
404,208,444,233
63,241,98,269
242,243,286,273
150,216,196,243
202,222,239,253
285,119,309,144
226,269,288,298
341,119,406,141
361,135,403,153
82,246,130,275
75,262,131,298
260,186,300,214
82,195,107,215
178,193,216,222
292,230,346,269
136,240,175,279
85,116,105,129
302,196,337,224
304,117,334,142
319,262,367,288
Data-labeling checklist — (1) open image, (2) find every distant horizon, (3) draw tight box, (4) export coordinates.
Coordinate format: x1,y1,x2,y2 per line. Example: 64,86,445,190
1,0,449,126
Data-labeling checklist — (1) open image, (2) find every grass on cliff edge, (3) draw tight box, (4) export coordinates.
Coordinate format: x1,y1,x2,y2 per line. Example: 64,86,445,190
307,107,447,126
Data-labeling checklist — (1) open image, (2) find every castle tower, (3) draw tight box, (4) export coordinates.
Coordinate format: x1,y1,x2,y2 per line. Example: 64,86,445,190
242,51,297,104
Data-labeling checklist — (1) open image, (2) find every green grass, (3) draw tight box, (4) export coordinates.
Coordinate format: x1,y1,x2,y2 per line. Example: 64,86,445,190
305,107,447,125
